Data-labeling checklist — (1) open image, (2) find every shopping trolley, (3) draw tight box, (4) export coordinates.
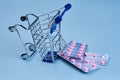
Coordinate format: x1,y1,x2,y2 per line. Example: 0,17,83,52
8,3,72,62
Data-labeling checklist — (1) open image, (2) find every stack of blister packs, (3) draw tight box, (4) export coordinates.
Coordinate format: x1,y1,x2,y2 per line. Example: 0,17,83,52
57,41,109,73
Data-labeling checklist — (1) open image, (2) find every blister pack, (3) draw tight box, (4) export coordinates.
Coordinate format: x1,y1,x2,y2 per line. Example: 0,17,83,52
58,41,109,73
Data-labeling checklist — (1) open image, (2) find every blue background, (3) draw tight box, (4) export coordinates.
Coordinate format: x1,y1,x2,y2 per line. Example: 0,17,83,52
0,0,120,80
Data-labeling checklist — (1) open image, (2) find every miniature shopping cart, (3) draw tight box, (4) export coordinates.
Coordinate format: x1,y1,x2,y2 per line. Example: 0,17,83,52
8,3,72,62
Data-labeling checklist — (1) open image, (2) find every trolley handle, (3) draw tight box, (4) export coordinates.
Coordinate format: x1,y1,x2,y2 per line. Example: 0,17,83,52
54,3,72,24
50,3,72,34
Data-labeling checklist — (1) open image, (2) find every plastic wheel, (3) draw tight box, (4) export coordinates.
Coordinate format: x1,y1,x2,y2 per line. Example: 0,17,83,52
21,53,29,60
20,16,27,21
8,26,15,32
29,44,36,51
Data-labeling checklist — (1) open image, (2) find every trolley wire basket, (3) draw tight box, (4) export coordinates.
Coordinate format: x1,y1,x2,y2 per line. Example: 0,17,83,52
8,3,71,62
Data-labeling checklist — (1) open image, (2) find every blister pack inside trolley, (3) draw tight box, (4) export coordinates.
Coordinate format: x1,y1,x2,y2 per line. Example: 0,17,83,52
8,3,109,73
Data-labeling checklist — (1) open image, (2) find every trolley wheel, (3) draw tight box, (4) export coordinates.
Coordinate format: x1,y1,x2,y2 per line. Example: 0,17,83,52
21,53,29,60
29,44,36,51
20,16,27,21
8,26,15,32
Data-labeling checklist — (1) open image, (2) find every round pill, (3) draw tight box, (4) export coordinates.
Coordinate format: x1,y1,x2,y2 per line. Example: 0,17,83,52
92,53,97,58
68,48,73,52
84,59,89,63
83,66,89,72
99,60,104,65
66,51,71,56
80,47,84,51
76,63,82,68
65,56,70,60
69,46,74,49
71,42,76,45
80,45,85,49
71,59,76,64
91,63,96,67
78,50,83,54
76,53,82,58
84,52,89,56
71,44,75,47
79,57,83,61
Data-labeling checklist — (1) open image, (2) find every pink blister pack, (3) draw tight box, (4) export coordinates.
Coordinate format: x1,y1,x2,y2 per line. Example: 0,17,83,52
57,41,109,73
